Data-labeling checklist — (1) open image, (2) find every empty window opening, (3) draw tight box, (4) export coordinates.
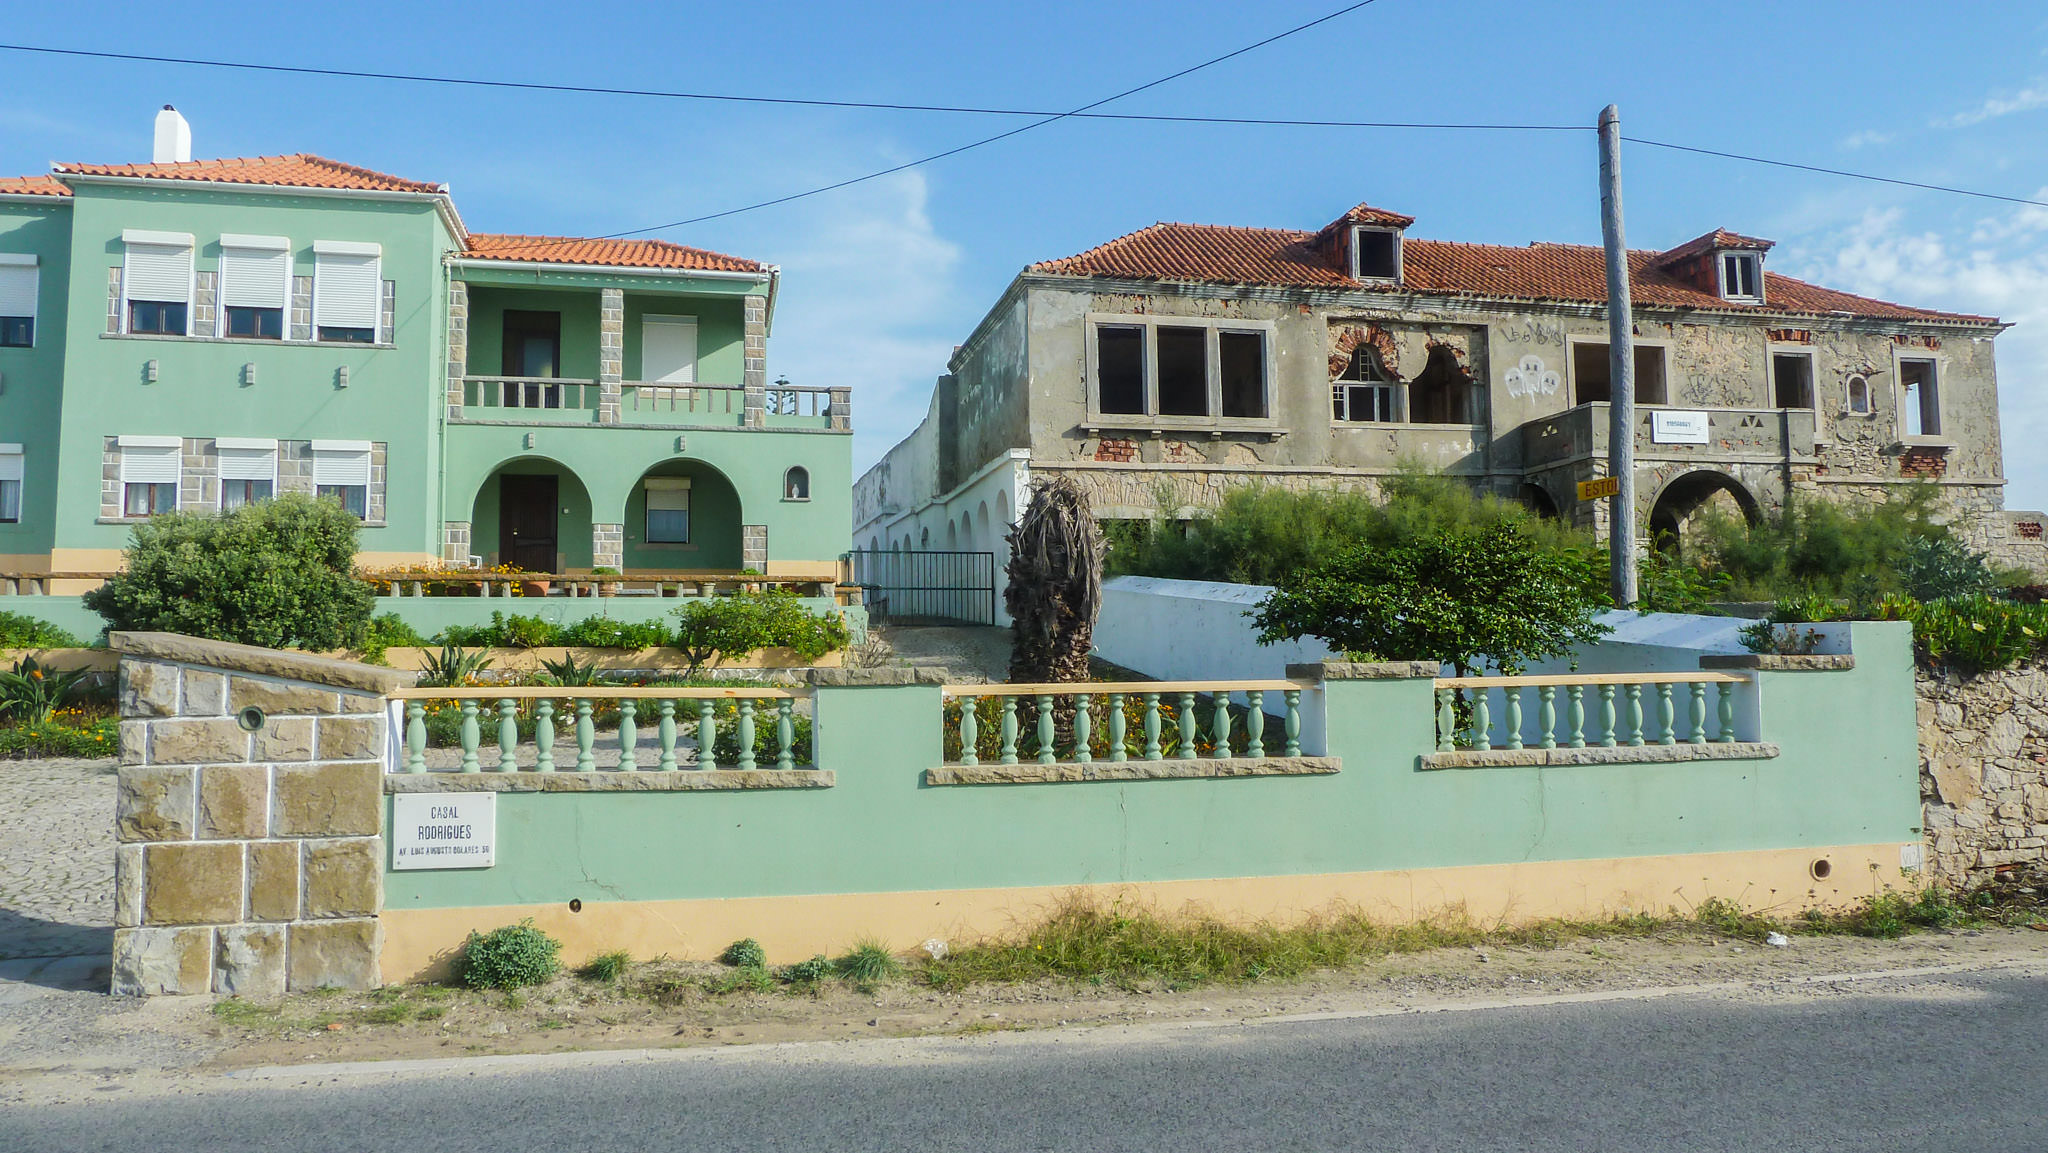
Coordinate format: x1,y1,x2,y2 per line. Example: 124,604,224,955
1155,326,1208,417
1333,345,1398,423
1900,359,1940,436
1353,228,1399,280
1218,330,1267,418
1771,353,1814,409
1410,346,1475,424
1573,342,1666,405
1846,374,1871,414
1095,324,1145,415
784,466,810,501
1720,252,1762,300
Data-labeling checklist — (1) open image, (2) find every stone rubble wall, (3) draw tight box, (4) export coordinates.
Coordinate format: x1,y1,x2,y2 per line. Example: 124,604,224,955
109,632,407,997
1919,658,2048,883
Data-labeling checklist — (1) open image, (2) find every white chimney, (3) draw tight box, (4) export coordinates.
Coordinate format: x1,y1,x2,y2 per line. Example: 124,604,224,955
153,106,191,164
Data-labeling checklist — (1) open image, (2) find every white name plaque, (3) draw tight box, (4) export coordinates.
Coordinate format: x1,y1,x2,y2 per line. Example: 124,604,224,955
1650,410,1711,445
391,793,496,870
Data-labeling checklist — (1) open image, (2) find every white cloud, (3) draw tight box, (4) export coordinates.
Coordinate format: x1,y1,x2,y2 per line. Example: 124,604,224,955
1945,81,2048,127
761,170,965,474
1787,205,2048,512
1838,129,1893,151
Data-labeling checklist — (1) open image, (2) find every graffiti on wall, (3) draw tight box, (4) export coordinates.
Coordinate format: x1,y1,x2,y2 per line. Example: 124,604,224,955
1504,354,1561,400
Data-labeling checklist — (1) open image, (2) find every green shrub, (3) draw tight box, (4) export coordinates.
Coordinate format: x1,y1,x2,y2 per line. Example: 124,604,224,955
1897,596,2048,674
438,612,562,649
779,954,832,984
673,591,849,675
1110,474,1591,587
0,611,83,649
560,616,671,649
457,920,562,989
1739,620,1825,656
537,652,605,687
83,494,374,650
719,938,768,969
1689,486,1984,603
1252,524,1610,676
832,939,900,985
360,613,427,664
579,949,632,983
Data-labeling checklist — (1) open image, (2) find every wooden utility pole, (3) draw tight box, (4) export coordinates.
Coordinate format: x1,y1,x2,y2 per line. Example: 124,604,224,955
1598,104,1638,608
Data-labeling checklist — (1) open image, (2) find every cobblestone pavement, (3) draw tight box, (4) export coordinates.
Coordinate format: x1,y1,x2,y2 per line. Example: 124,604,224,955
0,759,116,961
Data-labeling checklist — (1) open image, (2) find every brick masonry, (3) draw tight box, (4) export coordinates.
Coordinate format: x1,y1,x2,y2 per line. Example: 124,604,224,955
191,271,217,337
1920,659,2048,883
110,632,407,997
743,293,768,392
442,520,472,565
105,266,122,334
289,275,313,342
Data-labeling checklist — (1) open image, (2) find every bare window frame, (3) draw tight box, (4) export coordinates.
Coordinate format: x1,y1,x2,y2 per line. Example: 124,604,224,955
1896,354,1944,439
1082,313,1279,429
1349,226,1403,283
1715,251,1765,304
1566,336,1672,407
1769,346,1817,410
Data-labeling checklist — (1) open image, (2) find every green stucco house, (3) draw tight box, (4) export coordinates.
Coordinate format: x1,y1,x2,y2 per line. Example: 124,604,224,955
0,108,850,591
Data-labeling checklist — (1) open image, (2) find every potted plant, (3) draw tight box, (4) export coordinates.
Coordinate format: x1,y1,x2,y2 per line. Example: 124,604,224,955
590,566,621,597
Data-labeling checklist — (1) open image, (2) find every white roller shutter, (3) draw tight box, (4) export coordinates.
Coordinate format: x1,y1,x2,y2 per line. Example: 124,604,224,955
216,437,278,482
219,235,290,309
313,241,381,330
123,230,194,303
117,437,183,484
0,255,37,318
312,440,372,486
0,446,22,483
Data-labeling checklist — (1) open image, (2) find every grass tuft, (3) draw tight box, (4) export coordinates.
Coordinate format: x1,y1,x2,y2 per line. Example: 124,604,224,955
833,939,901,986
580,949,632,983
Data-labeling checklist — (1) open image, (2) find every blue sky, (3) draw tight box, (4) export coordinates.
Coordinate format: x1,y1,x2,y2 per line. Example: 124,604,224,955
5,1,2048,508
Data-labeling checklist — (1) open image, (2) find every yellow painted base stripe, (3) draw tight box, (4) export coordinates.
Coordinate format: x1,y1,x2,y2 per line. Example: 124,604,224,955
380,843,1915,982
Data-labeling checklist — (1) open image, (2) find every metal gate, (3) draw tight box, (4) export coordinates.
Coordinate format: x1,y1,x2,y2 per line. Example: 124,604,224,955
845,550,998,625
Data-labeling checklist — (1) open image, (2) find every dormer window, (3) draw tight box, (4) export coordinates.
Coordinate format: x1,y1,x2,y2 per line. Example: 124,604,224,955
1718,251,1763,303
1351,227,1401,281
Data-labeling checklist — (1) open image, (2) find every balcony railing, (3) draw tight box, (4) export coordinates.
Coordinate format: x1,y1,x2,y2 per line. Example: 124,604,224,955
623,382,746,420
462,376,602,422
940,679,1311,765
1518,403,1816,470
1433,671,1752,750
388,685,813,773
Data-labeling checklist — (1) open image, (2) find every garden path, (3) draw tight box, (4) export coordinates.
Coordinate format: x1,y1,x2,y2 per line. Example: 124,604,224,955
0,758,115,961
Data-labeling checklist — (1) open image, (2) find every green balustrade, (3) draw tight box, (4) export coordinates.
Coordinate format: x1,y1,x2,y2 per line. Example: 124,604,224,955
617,700,638,771
1037,696,1057,765
1538,686,1557,750
405,702,426,773
1656,684,1677,746
736,699,757,770
1000,697,1020,765
1107,693,1127,762
657,700,678,771
1283,690,1301,757
1142,694,1162,761
1245,691,1265,757
534,700,555,771
1504,686,1524,751
1074,696,1093,764
1625,684,1645,747
958,696,979,766
777,700,796,771
1176,693,1198,760
696,700,717,769
574,700,596,772
459,699,481,773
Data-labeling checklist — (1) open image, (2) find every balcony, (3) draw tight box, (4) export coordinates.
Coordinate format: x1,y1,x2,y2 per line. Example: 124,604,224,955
458,379,844,431
1518,403,1816,471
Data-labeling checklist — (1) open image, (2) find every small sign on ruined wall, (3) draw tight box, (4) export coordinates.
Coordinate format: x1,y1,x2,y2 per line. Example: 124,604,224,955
391,793,497,870
1651,410,1711,444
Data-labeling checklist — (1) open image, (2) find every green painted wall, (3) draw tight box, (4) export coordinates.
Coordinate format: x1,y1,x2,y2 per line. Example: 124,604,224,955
467,458,596,569
623,293,745,385
55,183,457,558
0,199,74,558
385,623,1923,910
467,286,601,381
443,424,850,565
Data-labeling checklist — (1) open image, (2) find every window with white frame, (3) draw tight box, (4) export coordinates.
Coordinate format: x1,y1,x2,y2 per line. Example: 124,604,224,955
215,437,278,510
1845,373,1872,415
1717,251,1763,303
1350,226,1401,281
218,235,290,341
1900,358,1941,437
1332,344,1398,423
0,445,21,523
0,255,37,348
1086,318,1273,422
1772,351,1815,409
311,440,372,518
123,230,194,336
644,477,691,543
117,435,182,516
312,241,380,344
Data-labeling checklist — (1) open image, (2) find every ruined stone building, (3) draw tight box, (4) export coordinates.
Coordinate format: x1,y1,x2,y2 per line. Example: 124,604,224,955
854,202,2045,577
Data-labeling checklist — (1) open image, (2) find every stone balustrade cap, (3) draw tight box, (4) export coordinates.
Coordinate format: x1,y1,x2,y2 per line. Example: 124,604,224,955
804,667,947,686
1699,654,1855,672
1286,660,1440,681
110,632,412,694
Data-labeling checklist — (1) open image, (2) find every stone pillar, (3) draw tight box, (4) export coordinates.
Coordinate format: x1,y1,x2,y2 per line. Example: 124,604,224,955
598,287,624,425
442,521,472,566
106,267,123,335
743,293,768,392
444,279,467,419
743,383,766,429
289,275,313,342
828,386,853,432
110,632,407,998
593,523,623,571
742,524,768,572
191,271,217,338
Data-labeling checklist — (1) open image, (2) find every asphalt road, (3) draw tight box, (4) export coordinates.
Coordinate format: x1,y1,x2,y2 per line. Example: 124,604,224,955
6,968,2045,1152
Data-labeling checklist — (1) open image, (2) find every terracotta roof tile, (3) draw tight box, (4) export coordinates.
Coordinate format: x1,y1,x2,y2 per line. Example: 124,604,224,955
1030,221,1997,326
462,233,765,273
1656,228,1777,266
50,154,444,194
0,175,70,198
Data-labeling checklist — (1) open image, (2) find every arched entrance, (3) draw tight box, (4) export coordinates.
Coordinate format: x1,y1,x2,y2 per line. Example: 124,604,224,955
471,457,595,572
1648,470,1760,556
624,459,744,571
1519,483,1562,520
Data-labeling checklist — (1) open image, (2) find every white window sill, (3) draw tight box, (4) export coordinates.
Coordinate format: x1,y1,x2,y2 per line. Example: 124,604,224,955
97,516,387,527
1898,436,1955,451
1332,421,1486,433
102,332,395,350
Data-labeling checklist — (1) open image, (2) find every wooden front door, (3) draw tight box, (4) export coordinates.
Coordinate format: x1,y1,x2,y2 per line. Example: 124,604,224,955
499,474,559,574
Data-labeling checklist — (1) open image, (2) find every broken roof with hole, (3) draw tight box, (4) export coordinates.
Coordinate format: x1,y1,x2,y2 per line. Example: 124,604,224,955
1029,208,1999,326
